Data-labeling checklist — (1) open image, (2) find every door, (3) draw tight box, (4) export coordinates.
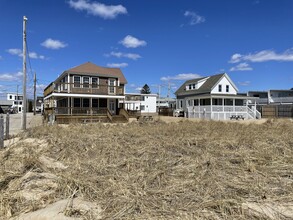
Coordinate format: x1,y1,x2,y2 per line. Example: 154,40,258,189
109,99,116,115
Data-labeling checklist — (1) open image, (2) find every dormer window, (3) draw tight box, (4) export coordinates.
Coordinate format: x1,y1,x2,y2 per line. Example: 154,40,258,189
218,84,222,92
226,85,229,92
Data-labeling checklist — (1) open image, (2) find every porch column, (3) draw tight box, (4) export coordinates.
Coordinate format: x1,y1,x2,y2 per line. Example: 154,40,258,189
71,97,73,115
210,97,213,119
90,98,93,115
222,98,225,120
198,98,200,118
67,97,70,115
68,73,70,93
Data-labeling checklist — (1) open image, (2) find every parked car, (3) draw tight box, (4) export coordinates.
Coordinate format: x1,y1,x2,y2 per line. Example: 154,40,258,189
173,109,184,117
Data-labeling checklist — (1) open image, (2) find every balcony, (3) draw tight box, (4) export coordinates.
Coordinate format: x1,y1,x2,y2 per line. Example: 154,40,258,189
44,83,124,97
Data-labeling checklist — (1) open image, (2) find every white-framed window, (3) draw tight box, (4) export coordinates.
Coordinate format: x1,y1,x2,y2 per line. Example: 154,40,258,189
83,76,90,88
108,78,116,94
73,98,81,107
140,105,145,111
9,95,12,100
74,76,81,88
226,85,229,92
92,77,99,88
218,84,222,92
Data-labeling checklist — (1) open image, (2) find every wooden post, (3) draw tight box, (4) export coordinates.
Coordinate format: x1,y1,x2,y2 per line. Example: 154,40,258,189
5,113,9,139
0,115,4,148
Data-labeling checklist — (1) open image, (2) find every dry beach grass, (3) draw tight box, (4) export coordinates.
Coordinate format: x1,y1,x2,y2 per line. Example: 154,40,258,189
0,118,293,219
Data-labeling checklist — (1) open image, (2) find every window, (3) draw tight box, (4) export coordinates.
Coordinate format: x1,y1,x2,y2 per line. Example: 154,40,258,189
83,98,90,107
9,95,12,100
73,98,81,107
226,85,229,92
192,84,196,89
92,77,99,88
189,84,192,90
141,96,145,101
83,77,89,88
218,84,222,92
92,99,99,108
74,76,81,88
109,79,116,94
140,105,145,111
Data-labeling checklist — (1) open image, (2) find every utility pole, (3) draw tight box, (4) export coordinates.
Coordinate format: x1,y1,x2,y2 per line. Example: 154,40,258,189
34,72,36,115
22,16,28,130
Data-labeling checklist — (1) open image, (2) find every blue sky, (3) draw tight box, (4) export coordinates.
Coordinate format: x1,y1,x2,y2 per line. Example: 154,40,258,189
0,0,293,98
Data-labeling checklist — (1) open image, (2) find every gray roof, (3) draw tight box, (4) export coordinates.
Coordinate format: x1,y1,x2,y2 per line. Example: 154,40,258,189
175,73,225,96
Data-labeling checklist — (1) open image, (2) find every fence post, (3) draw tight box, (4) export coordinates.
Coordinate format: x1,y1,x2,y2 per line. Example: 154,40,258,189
0,115,4,148
6,113,9,139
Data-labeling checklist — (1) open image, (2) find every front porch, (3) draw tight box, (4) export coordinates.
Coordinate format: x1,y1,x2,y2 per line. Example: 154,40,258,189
185,96,261,120
44,96,129,124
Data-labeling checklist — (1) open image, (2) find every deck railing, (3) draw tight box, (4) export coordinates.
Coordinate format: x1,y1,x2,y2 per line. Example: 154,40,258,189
54,107,108,115
187,105,261,120
44,83,124,96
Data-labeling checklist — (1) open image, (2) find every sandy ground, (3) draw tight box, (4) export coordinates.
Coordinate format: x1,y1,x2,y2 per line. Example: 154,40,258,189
1,112,43,136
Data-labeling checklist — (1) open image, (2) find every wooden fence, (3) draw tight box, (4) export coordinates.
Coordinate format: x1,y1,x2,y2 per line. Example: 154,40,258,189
260,105,293,118
0,113,10,148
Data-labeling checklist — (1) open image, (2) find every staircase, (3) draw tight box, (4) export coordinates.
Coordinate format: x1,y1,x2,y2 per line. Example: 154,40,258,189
111,115,128,123
247,106,262,119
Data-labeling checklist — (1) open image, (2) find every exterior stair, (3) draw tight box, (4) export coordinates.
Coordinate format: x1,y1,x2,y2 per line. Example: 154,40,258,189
111,115,128,123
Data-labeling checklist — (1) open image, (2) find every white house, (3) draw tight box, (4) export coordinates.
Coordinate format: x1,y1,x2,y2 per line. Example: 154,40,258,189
175,73,261,120
7,93,23,113
248,90,293,105
121,93,157,115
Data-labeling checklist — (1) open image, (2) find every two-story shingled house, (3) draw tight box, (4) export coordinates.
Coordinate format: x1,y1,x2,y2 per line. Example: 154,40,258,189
43,62,129,123
175,73,261,120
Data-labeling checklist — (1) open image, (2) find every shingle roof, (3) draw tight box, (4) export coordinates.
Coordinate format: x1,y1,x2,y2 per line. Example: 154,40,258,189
175,73,225,96
57,62,127,84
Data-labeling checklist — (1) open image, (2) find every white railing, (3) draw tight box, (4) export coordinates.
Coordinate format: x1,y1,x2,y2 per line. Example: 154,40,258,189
187,105,261,120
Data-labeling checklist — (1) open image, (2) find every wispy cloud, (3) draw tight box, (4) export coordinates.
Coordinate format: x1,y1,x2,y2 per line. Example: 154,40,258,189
229,49,293,63
0,72,23,82
0,55,2,60
120,35,147,48
7,48,45,59
238,81,251,86
105,51,141,60
68,0,127,19
230,63,253,71
41,38,67,50
161,73,201,81
184,11,205,25
107,63,128,68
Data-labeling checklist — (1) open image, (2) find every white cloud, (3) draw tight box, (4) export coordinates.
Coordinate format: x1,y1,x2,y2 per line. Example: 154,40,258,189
7,48,45,59
107,63,128,68
160,73,201,81
238,81,251,86
68,0,127,19
7,48,22,56
120,35,147,48
41,38,67,50
0,72,23,82
229,49,293,63
184,11,205,25
230,63,253,71
135,87,142,91
106,51,141,60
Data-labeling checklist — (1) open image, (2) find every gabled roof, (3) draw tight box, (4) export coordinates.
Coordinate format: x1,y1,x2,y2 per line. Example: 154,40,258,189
56,62,127,84
175,73,226,96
